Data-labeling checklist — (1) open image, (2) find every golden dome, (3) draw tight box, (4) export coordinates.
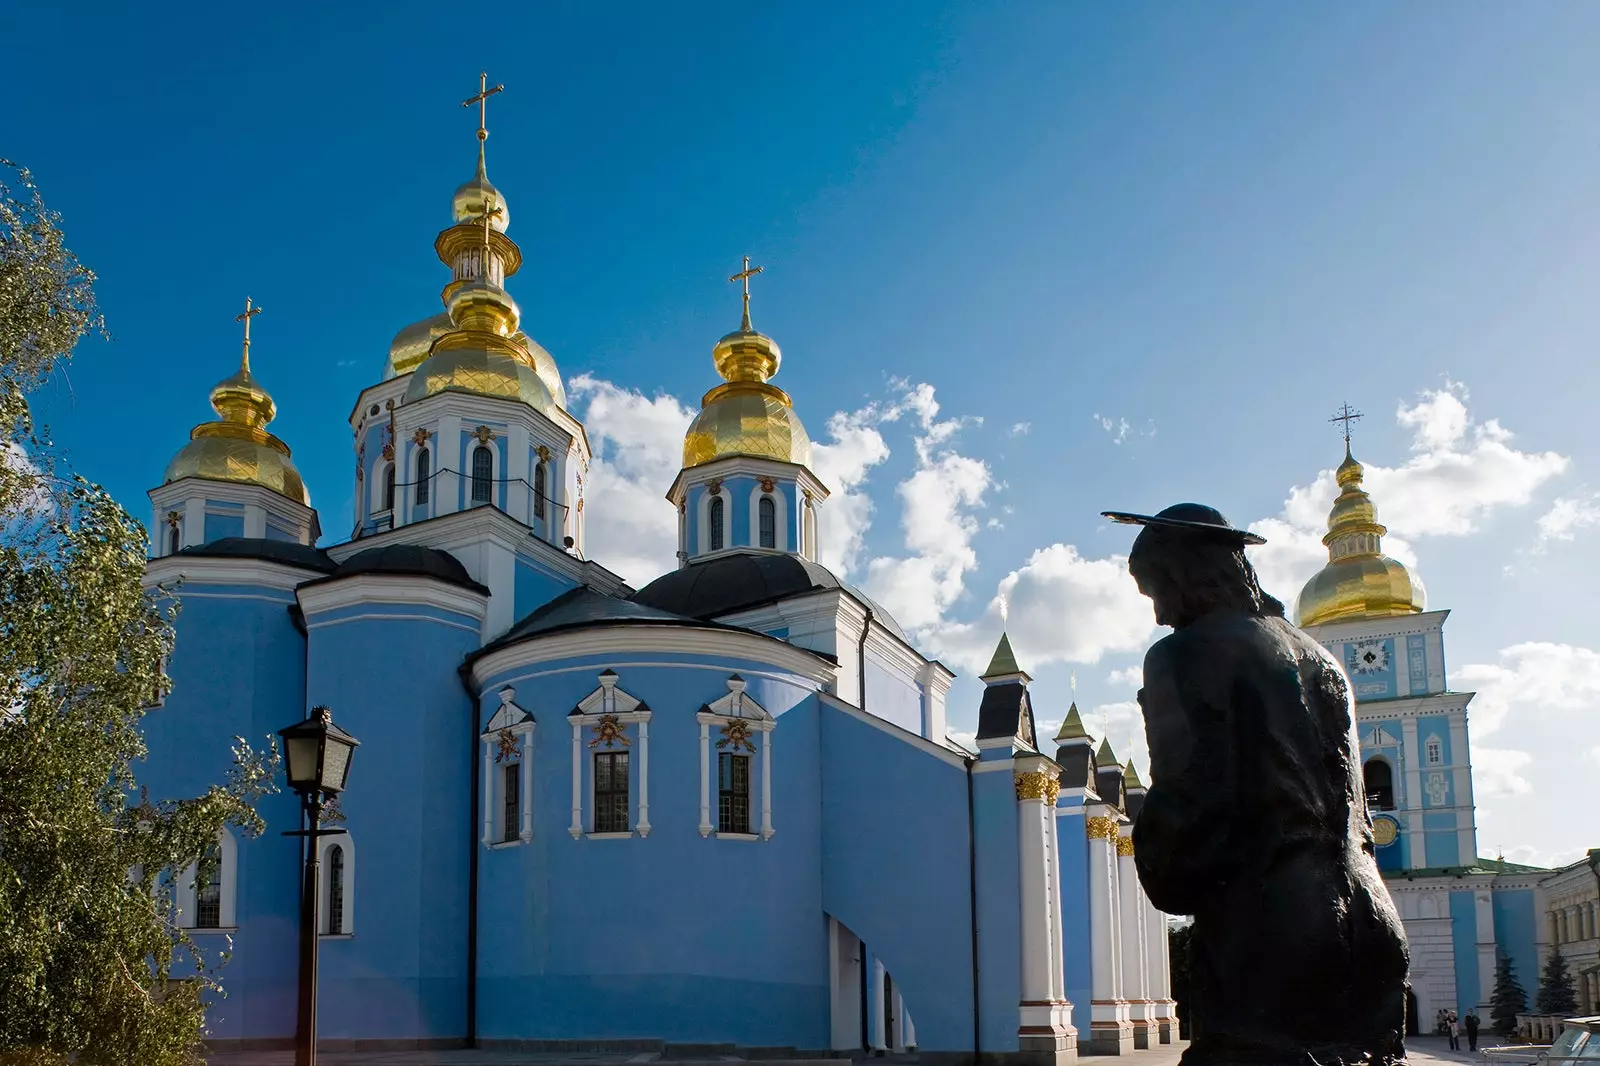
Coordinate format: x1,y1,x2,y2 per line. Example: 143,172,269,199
1295,448,1425,628
404,343,560,418
164,331,308,506
386,313,453,379
453,157,509,232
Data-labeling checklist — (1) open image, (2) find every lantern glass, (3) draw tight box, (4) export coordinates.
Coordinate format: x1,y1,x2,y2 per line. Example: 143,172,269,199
284,735,322,792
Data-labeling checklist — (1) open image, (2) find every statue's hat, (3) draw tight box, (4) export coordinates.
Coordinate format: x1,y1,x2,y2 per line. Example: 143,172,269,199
1101,502,1266,545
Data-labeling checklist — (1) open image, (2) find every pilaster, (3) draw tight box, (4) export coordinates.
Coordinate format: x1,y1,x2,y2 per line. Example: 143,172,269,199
1086,808,1133,1055
1117,833,1151,1048
1015,759,1076,1063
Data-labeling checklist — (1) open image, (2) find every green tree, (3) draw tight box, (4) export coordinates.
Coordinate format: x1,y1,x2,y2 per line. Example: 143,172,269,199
1489,949,1530,1037
0,161,279,1066
1537,948,1579,1018
1169,922,1194,1040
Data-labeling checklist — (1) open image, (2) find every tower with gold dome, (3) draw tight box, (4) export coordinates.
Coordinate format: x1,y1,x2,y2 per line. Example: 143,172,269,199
666,258,829,564
150,298,319,552
1292,408,1546,1030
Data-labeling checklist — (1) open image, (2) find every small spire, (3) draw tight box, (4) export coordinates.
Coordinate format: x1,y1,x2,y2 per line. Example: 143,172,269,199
1095,737,1121,768
1123,759,1146,790
729,255,763,332
982,632,1023,679
1054,703,1088,742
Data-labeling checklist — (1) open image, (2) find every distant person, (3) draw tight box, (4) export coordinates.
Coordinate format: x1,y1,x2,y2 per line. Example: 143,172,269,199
1465,1011,1480,1052
1447,1013,1460,1051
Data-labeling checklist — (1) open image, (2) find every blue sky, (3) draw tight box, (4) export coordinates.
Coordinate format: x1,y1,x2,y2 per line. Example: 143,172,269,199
11,3,1600,865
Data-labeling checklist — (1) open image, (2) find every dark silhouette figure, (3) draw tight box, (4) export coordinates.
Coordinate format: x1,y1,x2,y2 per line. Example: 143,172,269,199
1465,1011,1480,1052
1103,503,1410,1066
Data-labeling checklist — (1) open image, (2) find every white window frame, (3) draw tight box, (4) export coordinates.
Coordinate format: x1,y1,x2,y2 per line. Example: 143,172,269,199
177,827,238,932
468,441,499,508
370,458,397,517
318,832,355,937
1424,734,1443,766
697,675,775,841
748,483,788,552
482,687,535,847
568,670,651,839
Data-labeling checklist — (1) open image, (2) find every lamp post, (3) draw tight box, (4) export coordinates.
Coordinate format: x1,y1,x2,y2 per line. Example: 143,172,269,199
278,706,360,1066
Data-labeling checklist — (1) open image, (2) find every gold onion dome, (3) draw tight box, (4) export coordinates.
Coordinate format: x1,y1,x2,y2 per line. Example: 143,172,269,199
164,308,309,506
682,267,811,469
1294,447,1425,628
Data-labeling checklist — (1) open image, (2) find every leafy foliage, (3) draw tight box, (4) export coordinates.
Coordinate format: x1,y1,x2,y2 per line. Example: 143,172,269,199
1537,948,1579,1018
0,161,280,1065
1490,949,1530,1036
1169,922,1193,1039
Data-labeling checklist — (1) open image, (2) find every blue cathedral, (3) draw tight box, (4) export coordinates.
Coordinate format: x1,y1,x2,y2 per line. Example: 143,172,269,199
140,87,1538,1058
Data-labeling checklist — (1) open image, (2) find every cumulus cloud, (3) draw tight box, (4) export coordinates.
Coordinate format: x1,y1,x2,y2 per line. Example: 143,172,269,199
862,383,995,632
1455,642,1600,737
1534,494,1600,548
1247,383,1566,607
1471,746,1534,798
1107,665,1143,688
810,404,893,576
567,374,695,588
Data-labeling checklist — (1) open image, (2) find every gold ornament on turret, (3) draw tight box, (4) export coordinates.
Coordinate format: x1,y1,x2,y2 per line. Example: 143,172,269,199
1014,771,1060,804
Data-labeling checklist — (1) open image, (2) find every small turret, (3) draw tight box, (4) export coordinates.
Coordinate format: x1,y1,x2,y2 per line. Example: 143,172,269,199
1094,738,1126,811
1054,703,1096,790
974,631,1038,756
1123,759,1148,820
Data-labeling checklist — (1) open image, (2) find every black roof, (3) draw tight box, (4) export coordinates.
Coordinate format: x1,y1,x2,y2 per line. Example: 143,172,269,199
176,538,336,573
630,552,845,619
975,680,1039,750
328,544,487,593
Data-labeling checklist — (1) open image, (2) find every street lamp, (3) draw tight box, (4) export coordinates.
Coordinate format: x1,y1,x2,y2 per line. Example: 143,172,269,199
278,706,359,1066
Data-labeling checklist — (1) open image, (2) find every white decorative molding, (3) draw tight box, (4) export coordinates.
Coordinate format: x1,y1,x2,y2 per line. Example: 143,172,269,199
481,687,535,846
747,482,789,552
696,676,777,839
568,671,652,839
143,555,320,593
296,573,487,625
176,827,238,932
666,454,832,509
317,831,356,935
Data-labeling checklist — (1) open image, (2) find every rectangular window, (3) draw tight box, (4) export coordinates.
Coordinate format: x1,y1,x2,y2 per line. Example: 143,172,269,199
195,844,221,929
503,763,520,843
1425,739,1442,765
718,752,751,834
593,751,630,834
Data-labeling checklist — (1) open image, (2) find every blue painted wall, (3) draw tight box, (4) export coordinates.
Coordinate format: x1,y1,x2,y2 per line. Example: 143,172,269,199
204,512,245,543
1423,811,1460,868
1450,890,1482,1013
1493,888,1540,1009
140,578,312,1041
512,555,578,622
972,768,1022,1053
473,655,827,1046
1057,810,1093,1018
820,702,979,1053
303,588,482,1042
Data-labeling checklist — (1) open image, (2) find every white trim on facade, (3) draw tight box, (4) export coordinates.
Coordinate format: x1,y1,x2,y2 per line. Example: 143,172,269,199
482,687,535,846
568,671,652,839
318,831,356,936
296,573,488,625
177,827,238,932
696,676,777,839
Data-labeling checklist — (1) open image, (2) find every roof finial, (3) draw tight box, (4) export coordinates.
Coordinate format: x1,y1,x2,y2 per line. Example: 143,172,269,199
1330,402,1363,456
729,255,763,332
235,296,263,372
462,71,504,177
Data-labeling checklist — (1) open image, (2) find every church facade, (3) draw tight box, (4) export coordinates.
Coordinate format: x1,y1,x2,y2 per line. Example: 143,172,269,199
138,103,1175,1060
1294,442,1545,1031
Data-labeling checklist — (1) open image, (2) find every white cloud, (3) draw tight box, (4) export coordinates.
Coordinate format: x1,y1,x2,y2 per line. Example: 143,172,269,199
1455,642,1600,737
1246,383,1567,608
1076,700,1147,775
1008,421,1031,438
863,384,995,632
1471,746,1534,798
567,374,695,588
1107,665,1143,688
1093,413,1131,445
1534,494,1600,548
1588,747,1600,768
810,403,893,576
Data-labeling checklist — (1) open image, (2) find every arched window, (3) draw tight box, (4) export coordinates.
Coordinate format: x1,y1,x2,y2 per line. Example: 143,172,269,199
758,495,776,549
415,448,430,505
382,464,395,512
179,829,236,931
471,445,493,505
194,842,222,929
1363,759,1395,811
709,495,725,551
326,845,346,935
167,523,181,556
533,461,547,519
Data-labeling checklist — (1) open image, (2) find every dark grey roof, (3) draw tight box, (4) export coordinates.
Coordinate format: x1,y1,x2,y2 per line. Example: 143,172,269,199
329,544,487,593
976,681,1039,749
177,538,335,573
631,552,844,619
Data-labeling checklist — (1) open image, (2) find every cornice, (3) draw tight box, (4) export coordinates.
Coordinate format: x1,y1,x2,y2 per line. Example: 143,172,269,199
149,476,317,520
666,455,831,505
394,385,592,461
1304,609,1452,643
296,573,488,622
142,556,319,593
469,625,837,692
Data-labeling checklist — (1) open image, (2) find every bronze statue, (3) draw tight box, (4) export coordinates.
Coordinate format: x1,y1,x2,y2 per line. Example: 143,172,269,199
1104,503,1409,1066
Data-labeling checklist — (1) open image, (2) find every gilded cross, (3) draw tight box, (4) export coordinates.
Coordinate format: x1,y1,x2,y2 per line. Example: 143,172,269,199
235,296,263,370
1329,403,1363,448
729,255,763,331
462,72,504,146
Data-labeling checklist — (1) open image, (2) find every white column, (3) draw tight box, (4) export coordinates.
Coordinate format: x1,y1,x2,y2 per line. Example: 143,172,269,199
244,504,266,538
506,424,530,522
1018,780,1055,1004
869,957,887,1050
1044,805,1066,1004
1476,889,1496,1009
1119,838,1150,1043
1401,717,1422,865
903,1009,917,1051
519,728,534,842
1450,713,1477,863
892,991,906,1053
435,415,461,516
698,718,712,837
1145,893,1174,1019
1087,813,1131,1043
569,718,583,839
760,725,774,840
480,738,494,845
637,717,651,837
830,919,862,1051
183,494,205,547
